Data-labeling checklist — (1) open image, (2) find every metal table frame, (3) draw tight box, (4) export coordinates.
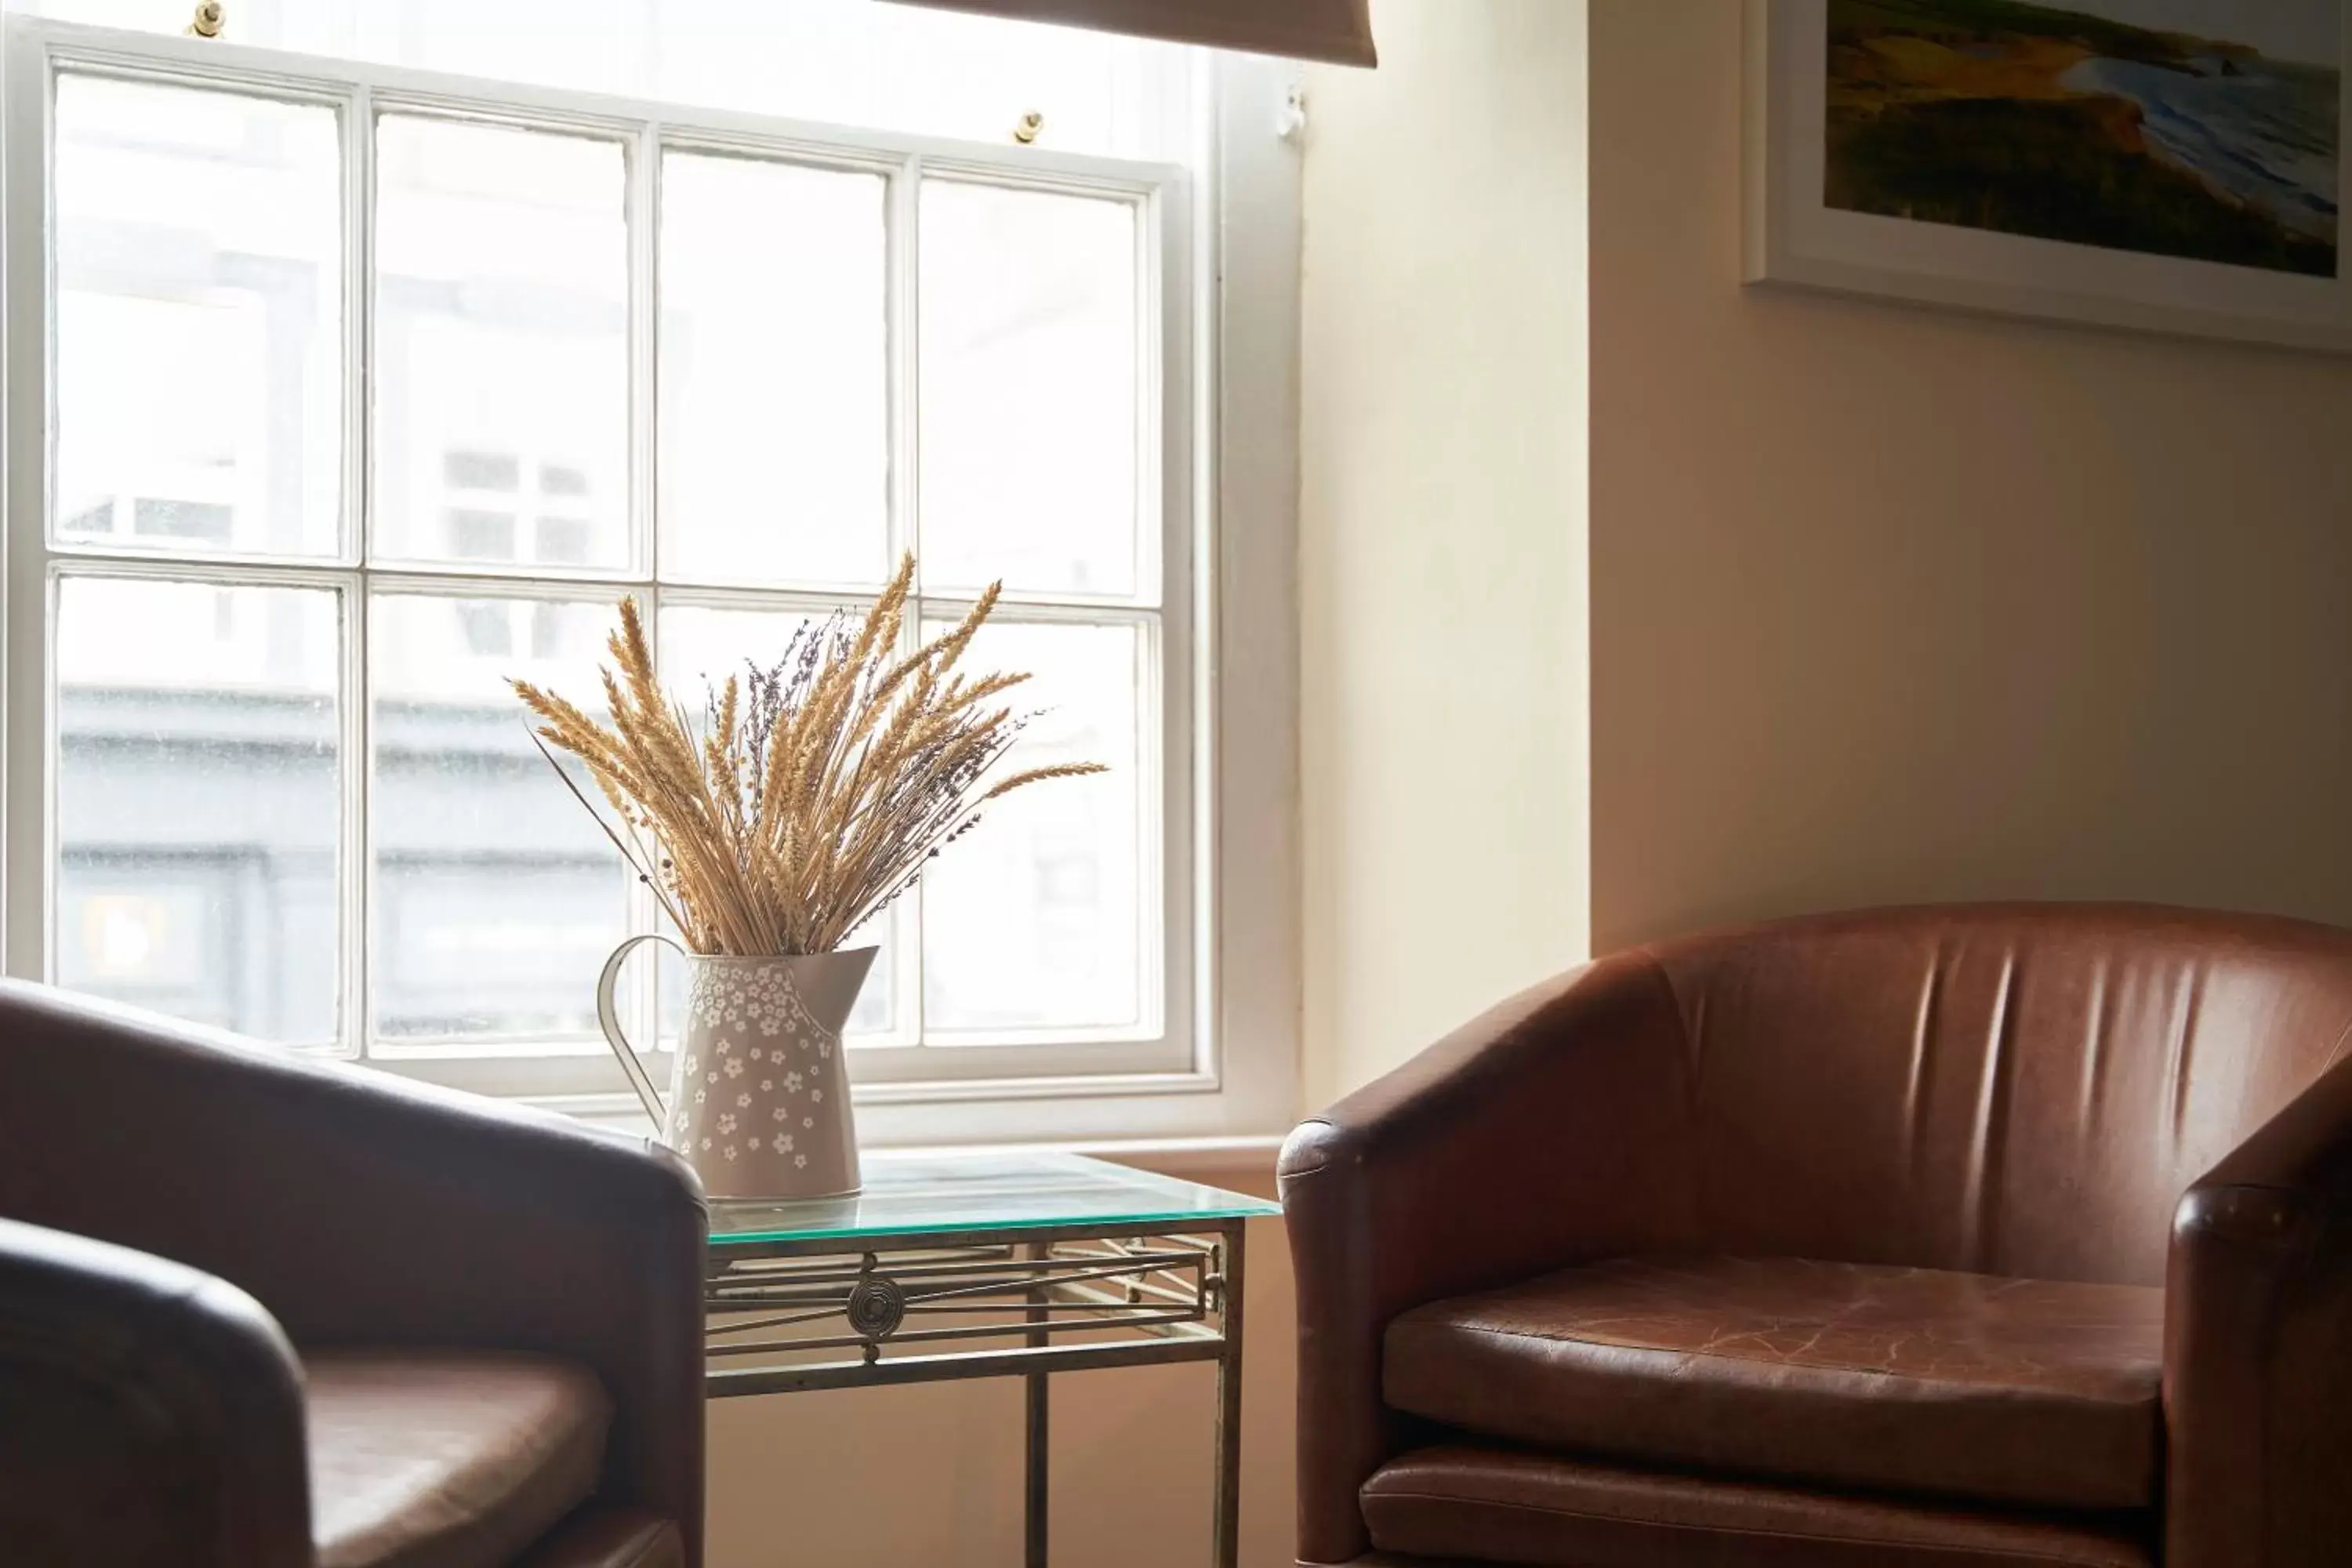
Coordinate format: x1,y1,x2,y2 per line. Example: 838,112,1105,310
705,1213,1250,1568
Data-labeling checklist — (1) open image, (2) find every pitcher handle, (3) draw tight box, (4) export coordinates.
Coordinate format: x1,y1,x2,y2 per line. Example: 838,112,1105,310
597,933,684,1129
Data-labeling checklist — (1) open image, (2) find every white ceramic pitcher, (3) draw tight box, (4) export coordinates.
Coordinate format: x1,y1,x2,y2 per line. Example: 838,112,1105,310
597,940,878,1200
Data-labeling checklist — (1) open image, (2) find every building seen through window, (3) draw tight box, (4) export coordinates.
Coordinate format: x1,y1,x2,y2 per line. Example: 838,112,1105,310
45,56,1156,1064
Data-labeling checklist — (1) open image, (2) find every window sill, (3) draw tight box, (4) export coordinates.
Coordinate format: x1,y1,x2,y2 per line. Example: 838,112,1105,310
909,1134,1284,1184
561,1088,1286,1186
529,1050,1289,1174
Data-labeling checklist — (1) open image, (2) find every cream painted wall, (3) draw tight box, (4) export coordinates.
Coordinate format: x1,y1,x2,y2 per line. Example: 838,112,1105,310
1297,0,1592,1109
703,1160,1294,1568
1590,0,2352,953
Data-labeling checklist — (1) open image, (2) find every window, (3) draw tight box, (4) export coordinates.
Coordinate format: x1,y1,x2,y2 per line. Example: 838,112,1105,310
0,14,1273,1130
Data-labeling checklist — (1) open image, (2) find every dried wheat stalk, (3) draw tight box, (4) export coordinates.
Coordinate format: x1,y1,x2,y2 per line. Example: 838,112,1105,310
511,554,1105,956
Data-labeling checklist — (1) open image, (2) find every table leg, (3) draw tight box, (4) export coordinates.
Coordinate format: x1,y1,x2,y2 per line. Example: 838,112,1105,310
1025,1240,1049,1568
1211,1220,1247,1568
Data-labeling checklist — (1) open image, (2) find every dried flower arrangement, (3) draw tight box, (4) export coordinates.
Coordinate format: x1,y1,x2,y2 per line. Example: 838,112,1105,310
511,554,1104,956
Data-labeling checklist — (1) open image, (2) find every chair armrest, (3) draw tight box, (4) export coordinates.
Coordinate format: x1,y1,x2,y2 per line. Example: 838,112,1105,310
2165,1047,2352,1568
0,1216,310,1568
0,981,707,1566
1277,950,1697,1565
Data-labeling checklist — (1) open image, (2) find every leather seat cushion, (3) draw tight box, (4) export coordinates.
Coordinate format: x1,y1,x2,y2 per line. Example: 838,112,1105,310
306,1349,613,1568
1362,1445,2154,1568
1385,1254,2164,1511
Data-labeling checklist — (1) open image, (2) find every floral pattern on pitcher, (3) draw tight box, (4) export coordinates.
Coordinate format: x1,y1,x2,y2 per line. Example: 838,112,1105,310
667,962,840,1171
598,942,873,1200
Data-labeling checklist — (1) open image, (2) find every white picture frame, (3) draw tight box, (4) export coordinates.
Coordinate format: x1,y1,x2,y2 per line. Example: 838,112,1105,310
1745,0,2352,354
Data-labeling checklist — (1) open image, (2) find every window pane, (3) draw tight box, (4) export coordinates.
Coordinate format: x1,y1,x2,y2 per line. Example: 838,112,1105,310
56,577,341,1044
660,154,887,588
921,620,1145,1034
372,593,633,1044
373,117,628,570
659,604,897,1037
53,75,342,558
919,181,1140,599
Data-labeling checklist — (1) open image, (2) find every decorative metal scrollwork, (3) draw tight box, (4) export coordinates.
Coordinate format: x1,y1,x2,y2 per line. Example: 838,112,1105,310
703,1236,1221,1375
844,1270,907,1341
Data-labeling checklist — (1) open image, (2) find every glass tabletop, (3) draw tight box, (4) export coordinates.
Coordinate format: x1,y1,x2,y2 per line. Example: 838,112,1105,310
705,1149,1280,1247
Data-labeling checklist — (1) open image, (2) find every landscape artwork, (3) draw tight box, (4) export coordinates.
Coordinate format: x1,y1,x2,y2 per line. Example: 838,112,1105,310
1825,1,2342,277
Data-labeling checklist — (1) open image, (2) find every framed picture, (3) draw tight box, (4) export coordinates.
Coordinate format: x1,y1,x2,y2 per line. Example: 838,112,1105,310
1745,0,2350,352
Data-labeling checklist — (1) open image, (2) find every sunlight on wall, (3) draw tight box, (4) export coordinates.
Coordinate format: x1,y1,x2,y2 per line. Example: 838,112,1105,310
1298,0,1592,1105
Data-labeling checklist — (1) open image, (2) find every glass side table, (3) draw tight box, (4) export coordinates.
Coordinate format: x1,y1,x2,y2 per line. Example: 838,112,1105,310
704,1149,1281,1567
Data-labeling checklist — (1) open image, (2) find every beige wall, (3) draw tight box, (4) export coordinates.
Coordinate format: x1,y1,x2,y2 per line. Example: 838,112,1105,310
1298,0,1592,1108
1590,0,2352,953
704,1160,1294,1568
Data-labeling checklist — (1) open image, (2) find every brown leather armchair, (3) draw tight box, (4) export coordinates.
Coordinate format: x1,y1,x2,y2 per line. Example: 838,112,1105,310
1281,904,2352,1567
0,980,706,1568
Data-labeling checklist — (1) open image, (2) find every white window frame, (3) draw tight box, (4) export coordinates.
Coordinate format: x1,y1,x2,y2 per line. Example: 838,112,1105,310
0,16,1304,1145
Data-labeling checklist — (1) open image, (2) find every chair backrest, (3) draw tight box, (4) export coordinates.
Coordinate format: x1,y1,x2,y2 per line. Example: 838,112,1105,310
1640,904,2352,1286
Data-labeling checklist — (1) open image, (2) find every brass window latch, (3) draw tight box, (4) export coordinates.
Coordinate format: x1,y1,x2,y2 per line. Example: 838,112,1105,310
187,1,224,38
1012,111,1043,145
